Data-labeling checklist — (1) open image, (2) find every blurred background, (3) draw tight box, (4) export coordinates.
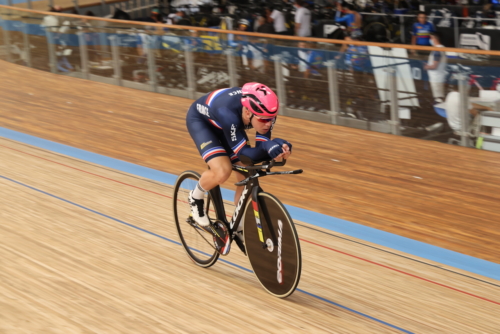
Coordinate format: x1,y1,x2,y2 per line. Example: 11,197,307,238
2,0,500,149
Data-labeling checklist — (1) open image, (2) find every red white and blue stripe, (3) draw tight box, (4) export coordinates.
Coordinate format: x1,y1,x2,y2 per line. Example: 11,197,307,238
205,88,229,107
208,119,222,129
220,233,231,255
202,146,226,161
230,153,238,161
256,134,269,142
232,139,246,155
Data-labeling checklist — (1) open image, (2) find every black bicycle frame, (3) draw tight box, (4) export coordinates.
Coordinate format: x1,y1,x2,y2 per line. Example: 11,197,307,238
208,167,274,248
207,158,302,250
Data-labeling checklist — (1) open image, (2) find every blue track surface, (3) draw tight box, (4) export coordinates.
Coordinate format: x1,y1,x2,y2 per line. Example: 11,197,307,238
1,126,499,282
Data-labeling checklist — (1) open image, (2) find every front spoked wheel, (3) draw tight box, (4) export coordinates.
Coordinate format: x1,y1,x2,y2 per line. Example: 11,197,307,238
243,192,302,298
173,170,219,268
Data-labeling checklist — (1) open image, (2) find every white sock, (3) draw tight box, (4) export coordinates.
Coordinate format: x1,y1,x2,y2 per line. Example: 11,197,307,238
192,182,206,200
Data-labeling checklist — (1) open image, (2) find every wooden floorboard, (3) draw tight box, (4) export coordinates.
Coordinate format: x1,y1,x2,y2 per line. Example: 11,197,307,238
0,139,499,333
1,60,500,264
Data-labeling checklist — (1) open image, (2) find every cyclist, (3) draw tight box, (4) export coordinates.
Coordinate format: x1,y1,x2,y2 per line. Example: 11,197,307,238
186,83,292,229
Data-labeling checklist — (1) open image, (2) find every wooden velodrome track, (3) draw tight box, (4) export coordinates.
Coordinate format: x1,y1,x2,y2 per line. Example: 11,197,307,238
1,60,500,332
1,135,500,333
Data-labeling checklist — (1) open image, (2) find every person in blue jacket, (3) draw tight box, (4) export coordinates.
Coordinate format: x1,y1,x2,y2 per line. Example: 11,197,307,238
335,1,363,39
411,11,435,47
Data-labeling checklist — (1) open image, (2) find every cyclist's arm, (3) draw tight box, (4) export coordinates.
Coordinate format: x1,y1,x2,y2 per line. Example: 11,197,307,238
218,111,269,162
230,132,269,162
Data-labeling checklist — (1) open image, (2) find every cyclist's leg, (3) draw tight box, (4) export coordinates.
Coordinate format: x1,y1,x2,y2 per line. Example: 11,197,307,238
218,132,249,205
199,152,246,205
187,111,232,226
232,162,246,204
198,155,245,204
199,155,233,191
186,118,238,191
187,110,232,187
186,111,249,224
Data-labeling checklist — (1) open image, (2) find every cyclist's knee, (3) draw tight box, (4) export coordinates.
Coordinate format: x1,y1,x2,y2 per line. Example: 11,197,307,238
208,156,232,185
213,166,231,184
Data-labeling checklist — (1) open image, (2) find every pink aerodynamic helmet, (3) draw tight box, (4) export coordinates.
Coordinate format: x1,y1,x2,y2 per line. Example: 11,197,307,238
241,82,279,118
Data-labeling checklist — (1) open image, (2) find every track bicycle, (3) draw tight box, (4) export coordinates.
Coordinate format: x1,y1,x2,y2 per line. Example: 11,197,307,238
173,156,303,298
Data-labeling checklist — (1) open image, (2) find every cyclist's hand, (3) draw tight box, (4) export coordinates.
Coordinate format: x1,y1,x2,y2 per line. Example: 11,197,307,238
272,139,292,161
272,138,292,153
274,144,291,161
262,140,284,159
281,144,292,160
272,138,292,155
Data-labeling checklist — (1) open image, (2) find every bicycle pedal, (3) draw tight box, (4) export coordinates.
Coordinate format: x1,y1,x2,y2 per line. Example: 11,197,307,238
212,221,230,256
186,216,195,225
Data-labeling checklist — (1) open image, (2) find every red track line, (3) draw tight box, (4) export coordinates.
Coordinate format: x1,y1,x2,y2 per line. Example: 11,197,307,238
2,143,499,306
0,144,172,199
0,143,226,216
300,239,500,306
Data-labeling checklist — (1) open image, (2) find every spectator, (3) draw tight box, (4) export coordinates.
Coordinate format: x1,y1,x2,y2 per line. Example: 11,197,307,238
137,8,156,23
424,33,447,103
256,15,275,34
243,37,267,73
238,18,251,31
151,8,162,23
41,6,59,29
335,1,362,39
294,0,311,37
267,6,287,35
296,41,323,78
442,73,492,134
174,11,191,26
444,91,479,134
337,34,371,117
113,8,131,21
138,8,163,23
344,39,370,74
41,6,74,73
411,11,435,47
